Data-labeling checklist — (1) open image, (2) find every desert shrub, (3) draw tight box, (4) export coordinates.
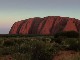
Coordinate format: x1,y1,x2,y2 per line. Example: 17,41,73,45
12,53,31,60
60,38,80,51
1,36,80,60
1,47,14,55
31,40,52,60
0,39,4,46
54,31,79,38
3,39,15,47
18,40,59,60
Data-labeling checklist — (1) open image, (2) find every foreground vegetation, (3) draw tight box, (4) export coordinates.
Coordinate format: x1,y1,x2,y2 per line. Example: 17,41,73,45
0,31,80,60
0,36,80,60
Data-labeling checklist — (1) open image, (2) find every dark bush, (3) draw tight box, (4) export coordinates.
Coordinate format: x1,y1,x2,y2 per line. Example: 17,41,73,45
19,40,59,60
54,31,79,38
3,39,15,47
60,38,80,51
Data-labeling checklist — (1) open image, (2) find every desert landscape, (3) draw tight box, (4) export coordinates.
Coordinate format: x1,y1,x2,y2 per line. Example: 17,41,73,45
0,16,80,60
0,0,80,60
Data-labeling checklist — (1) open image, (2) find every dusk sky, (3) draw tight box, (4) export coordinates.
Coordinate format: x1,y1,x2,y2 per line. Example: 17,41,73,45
0,0,80,34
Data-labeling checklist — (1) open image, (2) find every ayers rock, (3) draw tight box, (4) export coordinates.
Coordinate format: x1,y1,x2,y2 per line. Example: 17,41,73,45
9,16,80,35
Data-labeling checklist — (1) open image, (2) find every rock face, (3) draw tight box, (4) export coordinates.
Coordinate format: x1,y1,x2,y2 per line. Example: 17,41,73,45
9,16,80,35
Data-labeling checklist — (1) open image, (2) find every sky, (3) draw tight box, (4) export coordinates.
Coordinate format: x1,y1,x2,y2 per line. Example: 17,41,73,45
0,0,80,34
